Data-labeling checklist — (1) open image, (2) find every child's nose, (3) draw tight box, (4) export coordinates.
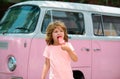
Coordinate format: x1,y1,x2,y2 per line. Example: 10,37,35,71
58,31,61,34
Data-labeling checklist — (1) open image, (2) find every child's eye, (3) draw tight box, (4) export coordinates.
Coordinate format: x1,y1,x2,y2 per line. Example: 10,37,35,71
60,30,64,32
54,30,58,33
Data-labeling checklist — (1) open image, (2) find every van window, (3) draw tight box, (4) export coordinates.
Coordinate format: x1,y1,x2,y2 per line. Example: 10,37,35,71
41,10,85,35
0,5,40,34
92,14,120,36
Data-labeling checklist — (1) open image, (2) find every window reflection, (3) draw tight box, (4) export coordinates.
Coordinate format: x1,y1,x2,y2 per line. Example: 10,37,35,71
0,5,40,34
41,10,85,35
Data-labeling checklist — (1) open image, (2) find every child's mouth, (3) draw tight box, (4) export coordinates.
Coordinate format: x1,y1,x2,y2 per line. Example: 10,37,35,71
57,36,65,44
57,36,62,39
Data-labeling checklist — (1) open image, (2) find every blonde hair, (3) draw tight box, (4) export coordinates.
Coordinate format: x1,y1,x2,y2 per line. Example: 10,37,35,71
45,21,68,45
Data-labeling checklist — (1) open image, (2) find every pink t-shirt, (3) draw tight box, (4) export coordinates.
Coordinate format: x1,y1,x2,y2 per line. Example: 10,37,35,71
43,42,74,79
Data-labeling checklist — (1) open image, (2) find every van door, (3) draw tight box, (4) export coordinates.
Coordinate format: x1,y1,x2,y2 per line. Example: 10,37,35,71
41,9,92,79
92,14,120,79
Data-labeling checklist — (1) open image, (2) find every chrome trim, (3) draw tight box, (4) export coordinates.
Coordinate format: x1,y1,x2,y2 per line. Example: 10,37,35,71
11,76,23,79
8,56,17,71
0,41,8,49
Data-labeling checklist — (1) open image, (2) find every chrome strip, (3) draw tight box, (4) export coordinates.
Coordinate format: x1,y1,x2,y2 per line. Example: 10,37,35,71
11,76,23,79
0,42,8,49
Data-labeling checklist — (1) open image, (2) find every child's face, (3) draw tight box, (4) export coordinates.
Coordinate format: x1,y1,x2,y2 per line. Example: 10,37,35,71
52,26,64,44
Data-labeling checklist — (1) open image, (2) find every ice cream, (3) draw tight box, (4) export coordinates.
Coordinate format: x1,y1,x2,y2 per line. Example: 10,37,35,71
58,36,65,44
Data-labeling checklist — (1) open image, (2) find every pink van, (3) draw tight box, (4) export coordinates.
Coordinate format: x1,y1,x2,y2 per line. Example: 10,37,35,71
0,1,120,79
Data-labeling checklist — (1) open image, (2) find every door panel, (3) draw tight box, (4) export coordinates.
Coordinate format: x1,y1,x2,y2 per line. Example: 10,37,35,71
92,39,120,79
70,39,92,79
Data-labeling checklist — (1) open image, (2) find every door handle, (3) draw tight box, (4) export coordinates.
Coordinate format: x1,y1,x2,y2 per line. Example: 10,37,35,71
81,48,90,52
93,48,101,52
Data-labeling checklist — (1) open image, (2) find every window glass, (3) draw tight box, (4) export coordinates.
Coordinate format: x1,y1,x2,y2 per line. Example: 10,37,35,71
92,14,104,36
41,10,85,35
92,14,120,36
0,5,40,34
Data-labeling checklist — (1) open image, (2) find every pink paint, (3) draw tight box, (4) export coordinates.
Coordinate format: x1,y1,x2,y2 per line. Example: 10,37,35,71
0,1,120,79
0,36,120,79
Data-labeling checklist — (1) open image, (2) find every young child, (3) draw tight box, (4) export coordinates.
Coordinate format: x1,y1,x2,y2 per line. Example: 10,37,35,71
41,21,78,79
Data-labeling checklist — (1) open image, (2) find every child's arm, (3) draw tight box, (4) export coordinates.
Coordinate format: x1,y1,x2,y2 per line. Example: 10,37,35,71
41,58,50,79
61,44,78,62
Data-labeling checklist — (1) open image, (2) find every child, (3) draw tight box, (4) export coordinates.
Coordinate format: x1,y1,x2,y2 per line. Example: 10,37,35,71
41,21,78,79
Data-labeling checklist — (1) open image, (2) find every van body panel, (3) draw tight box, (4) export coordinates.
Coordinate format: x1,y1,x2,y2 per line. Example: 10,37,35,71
92,38,120,79
70,39,92,79
0,36,32,79
0,1,120,79
28,38,46,79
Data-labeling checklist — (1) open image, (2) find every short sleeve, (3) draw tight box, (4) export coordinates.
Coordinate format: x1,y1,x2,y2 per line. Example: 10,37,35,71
43,46,50,59
68,42,74,51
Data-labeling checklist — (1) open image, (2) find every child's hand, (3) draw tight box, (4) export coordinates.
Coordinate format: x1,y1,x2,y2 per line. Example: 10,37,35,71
61,43,78,62
61,43,71,52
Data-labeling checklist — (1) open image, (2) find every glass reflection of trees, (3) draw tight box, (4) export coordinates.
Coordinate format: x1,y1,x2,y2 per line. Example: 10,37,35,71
0,5,40,34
